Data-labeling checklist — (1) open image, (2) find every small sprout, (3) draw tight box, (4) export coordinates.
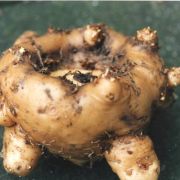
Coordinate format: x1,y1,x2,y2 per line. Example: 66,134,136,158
136,27,158,48
84,25,104,46
19,47,26,55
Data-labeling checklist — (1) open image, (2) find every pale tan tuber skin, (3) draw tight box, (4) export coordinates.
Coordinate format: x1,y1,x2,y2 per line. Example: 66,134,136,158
105,136,160,180
0,24,179,179
3,125,41,176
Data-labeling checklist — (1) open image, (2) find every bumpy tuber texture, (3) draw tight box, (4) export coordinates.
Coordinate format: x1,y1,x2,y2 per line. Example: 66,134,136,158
0,24,179,179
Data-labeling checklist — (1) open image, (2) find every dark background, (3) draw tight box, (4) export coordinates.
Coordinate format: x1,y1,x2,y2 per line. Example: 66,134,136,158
0,1,180,180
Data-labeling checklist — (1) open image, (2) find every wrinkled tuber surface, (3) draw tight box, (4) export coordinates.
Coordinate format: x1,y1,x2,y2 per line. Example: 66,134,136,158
0,24,179,179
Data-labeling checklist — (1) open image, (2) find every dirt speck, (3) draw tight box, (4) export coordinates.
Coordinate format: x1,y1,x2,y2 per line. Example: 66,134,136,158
66,122,73,128
127,150,133,155
16,165,22,171
37,106,47,114
9,106,17,117
126,168,133,176
106,93,115,101
44,88,53,100
10,82,19,93
136,156,153,170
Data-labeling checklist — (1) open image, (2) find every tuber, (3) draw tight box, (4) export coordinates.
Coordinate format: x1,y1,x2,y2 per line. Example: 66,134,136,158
0,24,179,179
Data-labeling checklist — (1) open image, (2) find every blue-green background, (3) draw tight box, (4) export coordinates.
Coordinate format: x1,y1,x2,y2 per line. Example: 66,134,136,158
0,1,180,180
